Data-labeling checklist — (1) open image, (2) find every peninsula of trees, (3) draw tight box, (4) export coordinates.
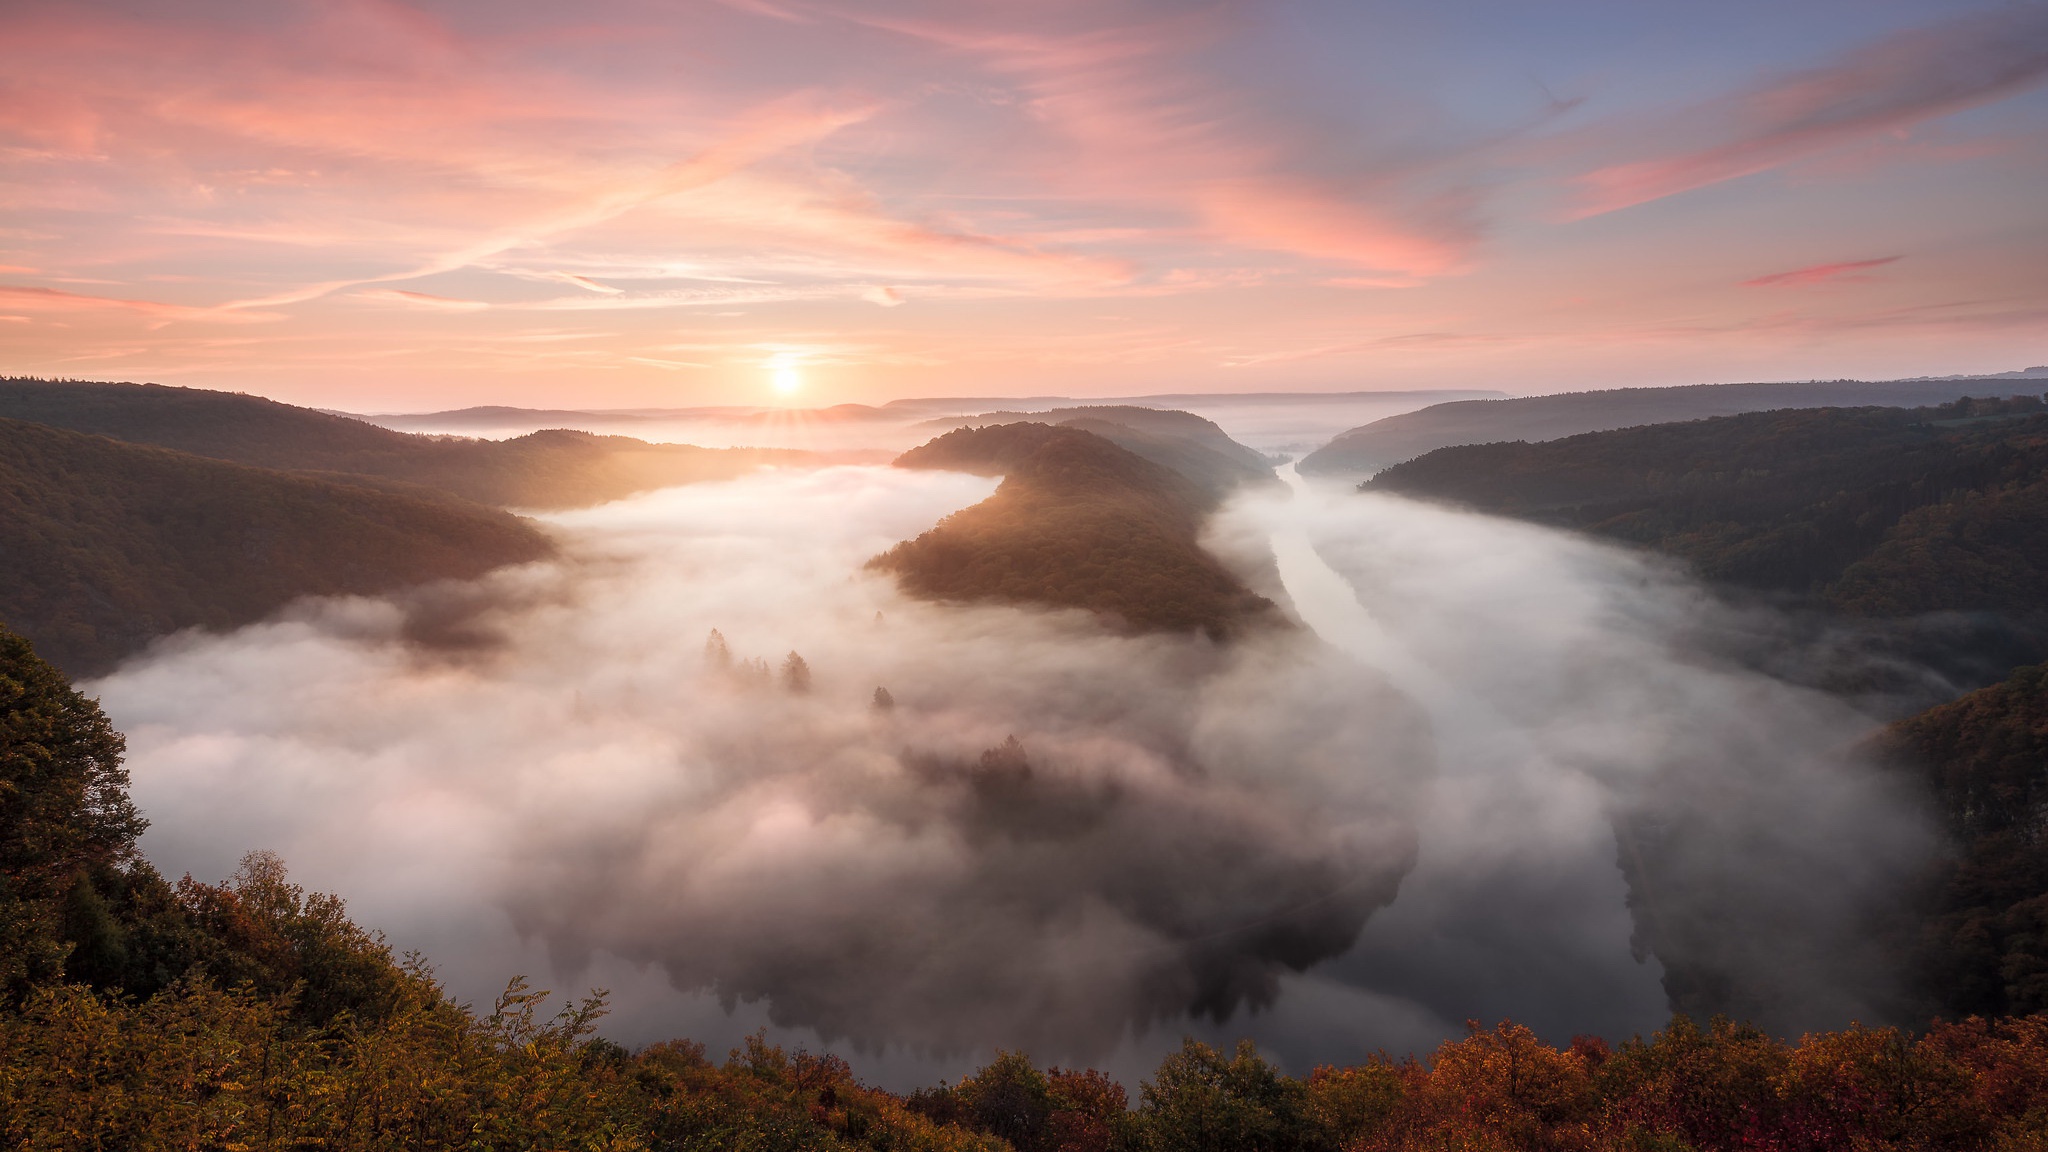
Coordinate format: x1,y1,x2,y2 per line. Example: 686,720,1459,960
873,422,1275,637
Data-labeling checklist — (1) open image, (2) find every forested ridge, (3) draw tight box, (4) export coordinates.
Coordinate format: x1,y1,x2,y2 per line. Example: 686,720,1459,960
1301,377,2044,475
0,417,553,677
874,423,1275,637
1365,397,2048,617
0,377,816,510
5,624,2046,1150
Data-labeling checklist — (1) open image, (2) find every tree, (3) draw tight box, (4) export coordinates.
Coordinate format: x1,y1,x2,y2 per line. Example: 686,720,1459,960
0,626,142,997
782,652,811,694
704,628,731,670
873,687,895,712
1138,1039,1328,1152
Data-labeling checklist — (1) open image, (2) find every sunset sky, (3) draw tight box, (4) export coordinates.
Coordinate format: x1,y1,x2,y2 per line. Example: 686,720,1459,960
2,0,2045,411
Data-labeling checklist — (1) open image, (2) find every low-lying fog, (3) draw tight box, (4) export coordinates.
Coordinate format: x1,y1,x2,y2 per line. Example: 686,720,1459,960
90,460,1930,1088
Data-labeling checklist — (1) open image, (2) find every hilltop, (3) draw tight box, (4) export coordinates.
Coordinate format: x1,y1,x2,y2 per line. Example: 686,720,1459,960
0,378,816,509
0,417,551,676
873,423,1275,636
914,405,1277,499
1301,376,2048,475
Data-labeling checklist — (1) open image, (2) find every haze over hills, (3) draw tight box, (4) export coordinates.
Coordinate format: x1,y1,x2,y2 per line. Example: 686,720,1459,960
875,422,1276,636
0,378,820,510
0,417,552,677
1300,373,2048,475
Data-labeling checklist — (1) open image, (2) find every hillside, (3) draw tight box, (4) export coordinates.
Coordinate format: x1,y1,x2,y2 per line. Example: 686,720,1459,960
873,423,1275,636
916,406,1276,498
1874,664,2048,1020
0,378,815,509
0,417,552,676
1301,376,2048,475
1365,399,2048,629
8,624,2047,1149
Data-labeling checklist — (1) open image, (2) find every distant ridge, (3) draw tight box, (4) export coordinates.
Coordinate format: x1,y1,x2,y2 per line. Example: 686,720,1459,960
0,378,818,509
881,388,1504,414
1300,376,2048,475
368,403,900,430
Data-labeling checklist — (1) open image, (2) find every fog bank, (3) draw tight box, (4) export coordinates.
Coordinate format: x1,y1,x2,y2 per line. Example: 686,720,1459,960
93,460,1935,1084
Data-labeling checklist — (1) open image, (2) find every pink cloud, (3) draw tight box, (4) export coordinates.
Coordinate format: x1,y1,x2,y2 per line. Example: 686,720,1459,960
0,284,277,324
355,288,490,311
1742,256,1902,289
1573,9,2048,217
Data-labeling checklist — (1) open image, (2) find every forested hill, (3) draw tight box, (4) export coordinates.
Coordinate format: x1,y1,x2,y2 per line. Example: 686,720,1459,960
1874,663,2048,1021
1365,398,2048,625
874,423,1275,636
0,378,815,509
0,417,552,676
916,405,1276,499
1300,375,2046,475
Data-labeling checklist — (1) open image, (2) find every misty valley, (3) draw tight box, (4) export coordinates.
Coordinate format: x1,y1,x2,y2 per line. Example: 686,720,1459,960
6,375,2048,1147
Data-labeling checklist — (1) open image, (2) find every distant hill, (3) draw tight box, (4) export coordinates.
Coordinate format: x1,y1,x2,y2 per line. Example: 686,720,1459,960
1366,398,2048,627
915,405,1276,499
873,423,1275,636
0,417,552,676
1874,663,2048,1020
0,379,816,509
1300,377,2048,475
369,402,901,431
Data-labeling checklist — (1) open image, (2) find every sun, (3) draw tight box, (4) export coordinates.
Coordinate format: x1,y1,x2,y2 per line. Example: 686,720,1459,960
772,366,802,396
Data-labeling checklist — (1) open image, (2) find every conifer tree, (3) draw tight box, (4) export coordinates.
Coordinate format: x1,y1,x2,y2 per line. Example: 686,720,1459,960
782,652,811,694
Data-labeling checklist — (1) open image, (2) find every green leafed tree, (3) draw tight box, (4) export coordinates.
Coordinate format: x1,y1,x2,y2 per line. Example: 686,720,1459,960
0,625,142,998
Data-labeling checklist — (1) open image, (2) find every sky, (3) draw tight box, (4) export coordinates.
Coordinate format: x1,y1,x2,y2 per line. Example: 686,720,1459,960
2,0,2046,411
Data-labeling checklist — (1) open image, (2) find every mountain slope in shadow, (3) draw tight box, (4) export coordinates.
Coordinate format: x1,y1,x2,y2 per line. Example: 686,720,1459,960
0,417,552,676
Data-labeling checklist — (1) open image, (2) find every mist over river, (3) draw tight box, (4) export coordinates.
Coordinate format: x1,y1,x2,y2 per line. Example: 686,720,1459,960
89,461,1927,1087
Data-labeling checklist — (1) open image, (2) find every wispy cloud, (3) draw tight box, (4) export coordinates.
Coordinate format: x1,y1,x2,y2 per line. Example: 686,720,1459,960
1572,9,2048,217
1743,256,1901,289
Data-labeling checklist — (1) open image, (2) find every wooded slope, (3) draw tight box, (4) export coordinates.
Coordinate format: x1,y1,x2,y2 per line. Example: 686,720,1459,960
1876,663,2048,1020
1365,398,2048,619
0,378,813,509
875,423,1274,636
0,417,551,676
1302,377,2046,474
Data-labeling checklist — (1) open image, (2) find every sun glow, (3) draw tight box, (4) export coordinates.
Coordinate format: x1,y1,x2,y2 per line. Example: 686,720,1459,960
773,365,802,397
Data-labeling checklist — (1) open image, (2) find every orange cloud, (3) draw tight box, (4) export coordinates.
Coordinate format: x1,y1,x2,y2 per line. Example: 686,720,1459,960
0,284,278,325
